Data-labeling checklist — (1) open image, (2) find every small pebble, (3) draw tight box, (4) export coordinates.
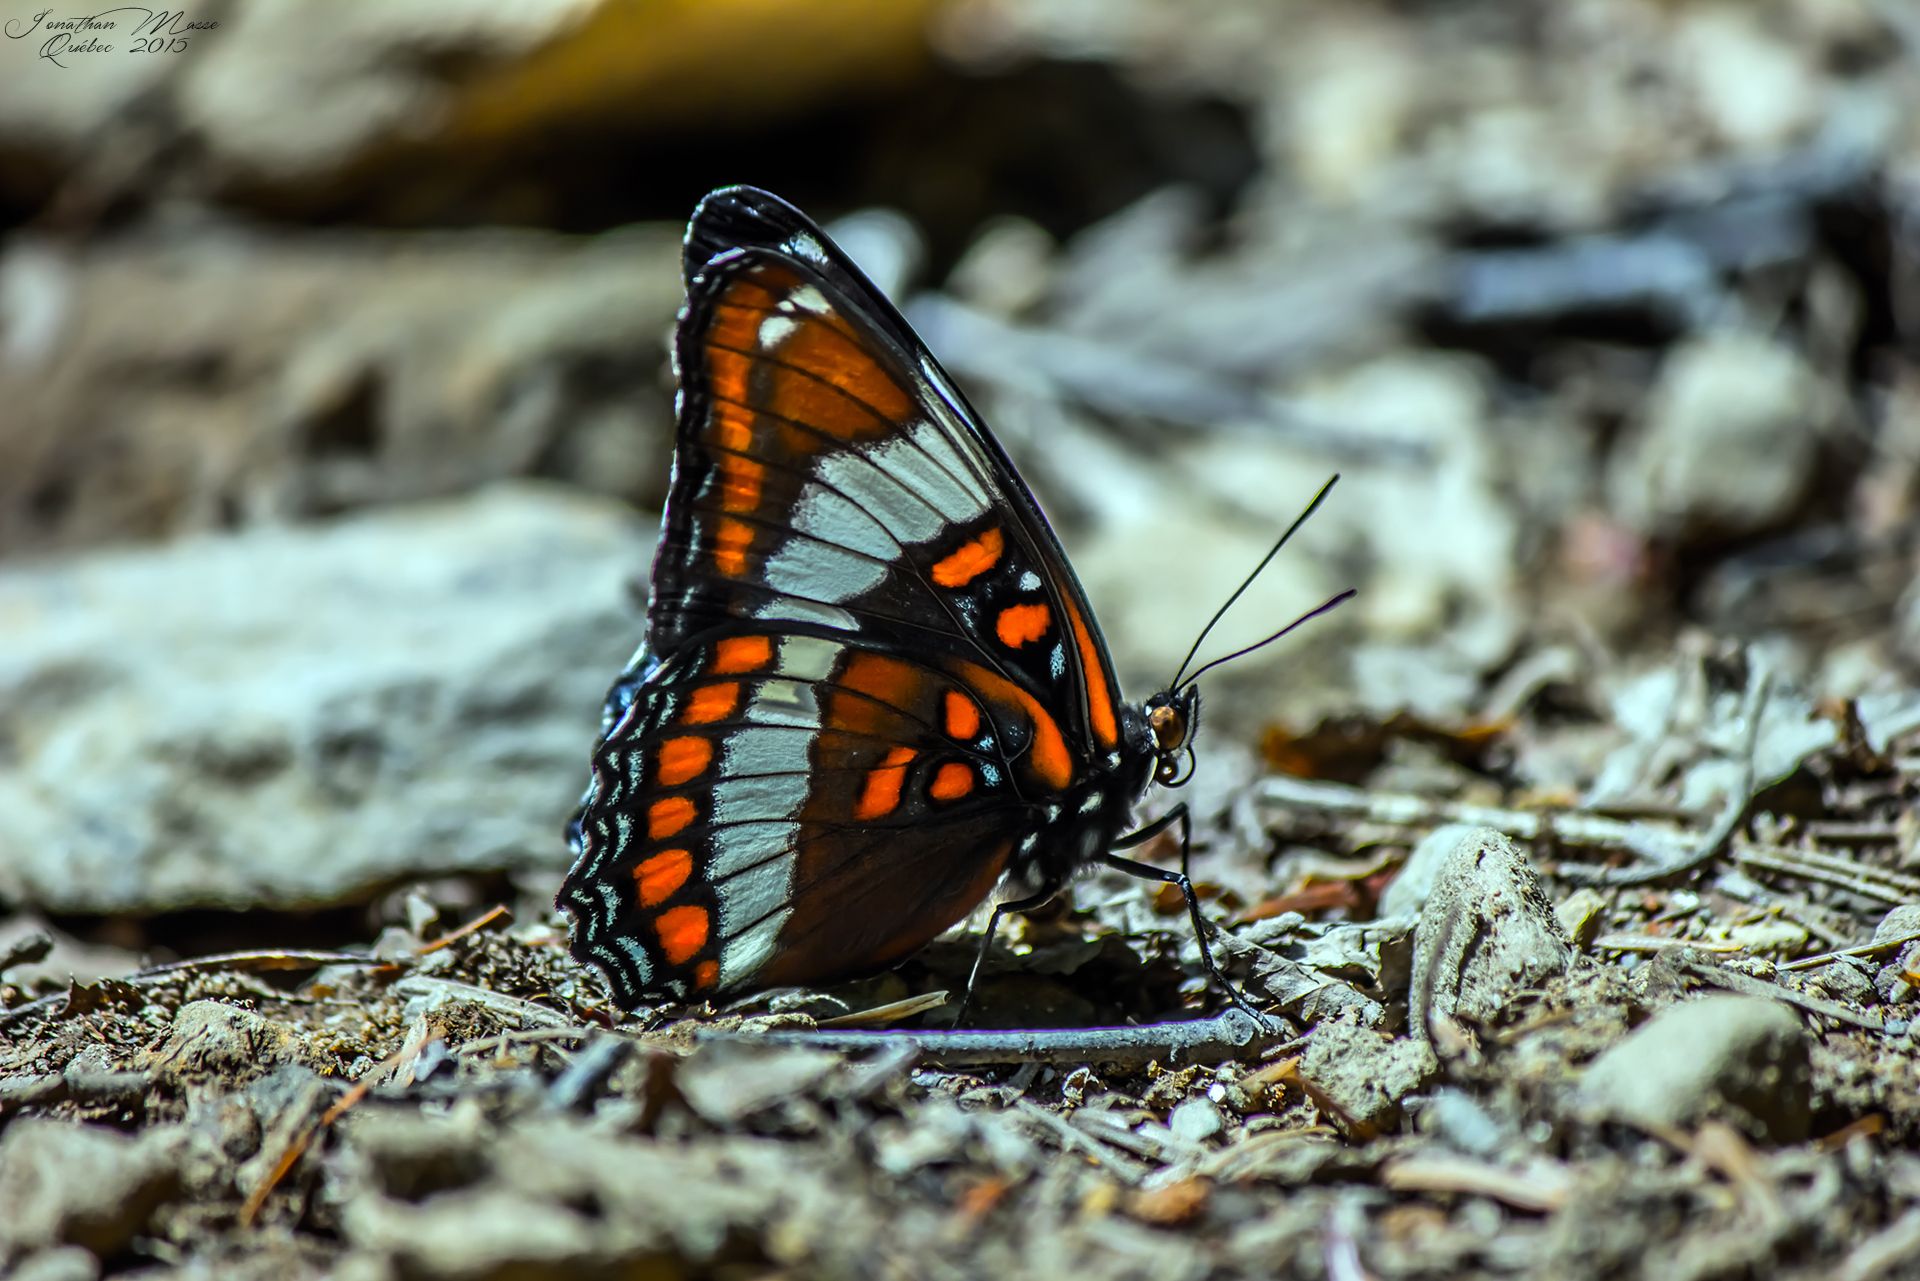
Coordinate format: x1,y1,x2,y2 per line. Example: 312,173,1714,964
1168,1098,1225,1144
1420,1089,1510,1158
1555,887,1608,950
1409,827,1571,1037
1807,958,1876,1004
1302,1019,1436,1135
1725,918,1809,958
10,1247,100,1281
1872,904,1920,943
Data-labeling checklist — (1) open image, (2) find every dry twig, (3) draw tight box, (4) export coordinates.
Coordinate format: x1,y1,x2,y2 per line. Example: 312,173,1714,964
1673,951,1885,1032
238,1028,441,1227
1256,775,1694,865
0,949,391,1029
1734,846,1920,905
415,904,513,955
731,1009,1287,1067
1779,929,1920,972
816,990,951,1028
1380,1153,1573,1213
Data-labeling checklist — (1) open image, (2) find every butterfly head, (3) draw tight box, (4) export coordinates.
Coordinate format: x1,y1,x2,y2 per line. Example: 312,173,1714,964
1144,685,1201,788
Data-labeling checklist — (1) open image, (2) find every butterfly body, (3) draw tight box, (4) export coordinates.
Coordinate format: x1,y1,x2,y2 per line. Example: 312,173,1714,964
559,186,1203,1009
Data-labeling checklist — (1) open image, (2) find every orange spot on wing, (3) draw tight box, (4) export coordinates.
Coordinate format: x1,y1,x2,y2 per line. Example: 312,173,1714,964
711,635,773,674
705,271,802,388
713,517,753,576
656,736,713,786
705,351,756,429
694,959,719,989
855,745,917,820
684,682,740,725
778,316,914,429
766,372,888,441
656,905,709,965
932,528,1004,588
1062,596,1120,748
838,654,923,720
943,690,981,741
712,400,754,453
648,796,696,840
718,456,764,513
930,762,974,801
1024,715,1072,789
995,602,1051,648
634,848,692,907
954,662,1073,789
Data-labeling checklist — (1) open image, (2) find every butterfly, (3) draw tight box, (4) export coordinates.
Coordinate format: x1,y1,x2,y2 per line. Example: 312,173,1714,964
558,185,1344,1019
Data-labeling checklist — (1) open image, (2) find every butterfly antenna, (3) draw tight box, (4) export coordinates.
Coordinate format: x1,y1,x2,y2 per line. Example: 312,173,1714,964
1168,474,1341,691
1174,589,1355,691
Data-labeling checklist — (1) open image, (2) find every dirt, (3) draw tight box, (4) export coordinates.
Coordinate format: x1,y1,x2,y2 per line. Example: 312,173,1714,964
5,752,1920,1280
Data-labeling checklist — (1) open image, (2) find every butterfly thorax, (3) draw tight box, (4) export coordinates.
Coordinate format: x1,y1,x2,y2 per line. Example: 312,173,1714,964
1006,699,1160,896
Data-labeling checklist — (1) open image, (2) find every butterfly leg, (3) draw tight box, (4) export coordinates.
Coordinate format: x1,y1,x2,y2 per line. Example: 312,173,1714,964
952,886,1058,1028
1106,805,1271,1027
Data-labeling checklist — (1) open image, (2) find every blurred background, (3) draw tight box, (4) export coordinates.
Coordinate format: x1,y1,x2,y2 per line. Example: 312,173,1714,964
1,0,1917,969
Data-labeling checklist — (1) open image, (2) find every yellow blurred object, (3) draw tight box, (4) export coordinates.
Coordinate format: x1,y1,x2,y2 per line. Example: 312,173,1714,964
444,0,941,143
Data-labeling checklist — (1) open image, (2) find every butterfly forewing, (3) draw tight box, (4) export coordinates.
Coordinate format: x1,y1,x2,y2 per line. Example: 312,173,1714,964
658,191,1122,746
560,187,1145,1003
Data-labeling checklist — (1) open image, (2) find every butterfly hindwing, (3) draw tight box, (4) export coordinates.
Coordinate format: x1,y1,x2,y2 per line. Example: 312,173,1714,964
564,632,1029,1001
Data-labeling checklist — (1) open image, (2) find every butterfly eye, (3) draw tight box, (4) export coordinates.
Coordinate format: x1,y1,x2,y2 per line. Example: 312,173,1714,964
1148,702,1187,753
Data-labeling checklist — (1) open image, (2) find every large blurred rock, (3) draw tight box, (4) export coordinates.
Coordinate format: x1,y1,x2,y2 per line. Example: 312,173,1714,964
0,1121,181,1263
1607,332,1832,540
0,485,647,914
0,226,680,556
1576,994,1811,1143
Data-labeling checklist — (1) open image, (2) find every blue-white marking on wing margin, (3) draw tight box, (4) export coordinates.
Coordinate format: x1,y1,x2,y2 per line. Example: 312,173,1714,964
612,936,654,985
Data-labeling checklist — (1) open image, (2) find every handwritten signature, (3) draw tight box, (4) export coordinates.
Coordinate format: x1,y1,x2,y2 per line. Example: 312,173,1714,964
3,8,219,68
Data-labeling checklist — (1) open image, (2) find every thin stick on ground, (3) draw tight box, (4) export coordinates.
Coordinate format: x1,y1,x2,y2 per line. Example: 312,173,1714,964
1674,951,1886,1032
1255,777,1698,864
713,1008,1294,1067
1779,929,1920,972
0,950,393,1030
239,1024,443,1227
416,904,513,955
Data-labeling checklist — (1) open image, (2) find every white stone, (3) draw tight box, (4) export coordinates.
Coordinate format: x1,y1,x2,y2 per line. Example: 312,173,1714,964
0,485,644,913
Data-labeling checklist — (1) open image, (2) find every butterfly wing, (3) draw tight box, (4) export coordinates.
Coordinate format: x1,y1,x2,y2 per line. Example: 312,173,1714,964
560,187,1139,1004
